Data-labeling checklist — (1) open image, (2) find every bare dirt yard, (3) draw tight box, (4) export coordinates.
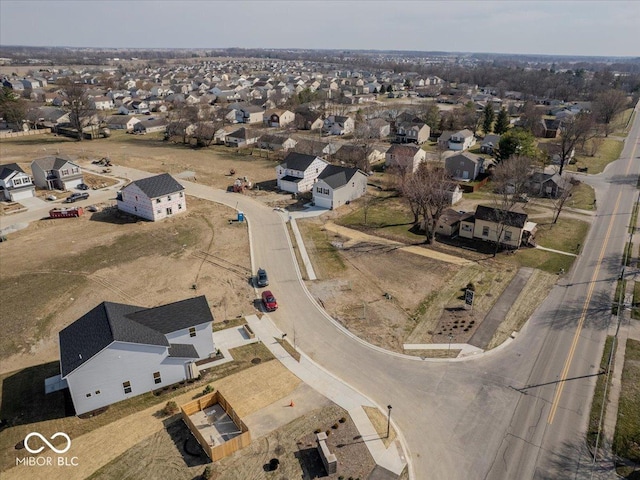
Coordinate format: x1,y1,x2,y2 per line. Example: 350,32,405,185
0,196,254,374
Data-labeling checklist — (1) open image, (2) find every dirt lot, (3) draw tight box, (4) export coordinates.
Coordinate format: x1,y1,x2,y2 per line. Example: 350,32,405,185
0,196,253,374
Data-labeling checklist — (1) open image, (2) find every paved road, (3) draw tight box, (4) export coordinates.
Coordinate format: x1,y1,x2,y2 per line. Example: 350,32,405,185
3,105,637,479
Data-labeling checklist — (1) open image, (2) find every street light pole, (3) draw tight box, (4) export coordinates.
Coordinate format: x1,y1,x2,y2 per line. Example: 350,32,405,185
386,405,392,438
448,334,453,354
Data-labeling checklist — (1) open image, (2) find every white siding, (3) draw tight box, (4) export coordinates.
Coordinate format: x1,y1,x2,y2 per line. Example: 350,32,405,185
66,342,189,415
117,183,187,221
165,321,214,359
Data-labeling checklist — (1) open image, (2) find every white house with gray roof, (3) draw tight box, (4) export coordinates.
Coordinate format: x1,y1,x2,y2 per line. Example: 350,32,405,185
31,155,84,190
117,173,186,221
276,152,328,193
0,163,35,201
58,296,215,415
312,165,367,210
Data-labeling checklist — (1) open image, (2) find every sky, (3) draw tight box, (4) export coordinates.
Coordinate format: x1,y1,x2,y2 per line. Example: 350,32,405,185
1,0,639,57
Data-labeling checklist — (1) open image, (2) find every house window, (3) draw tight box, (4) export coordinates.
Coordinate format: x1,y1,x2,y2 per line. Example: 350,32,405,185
86,393,91,398
178,203,182,210
157,209,161,214
123,381,132,394
482,226,490,237
13,178,22,186
167,195,172,201
134,206,137,212
179,192,183,198
166,207,172,215
61,169,69,176
156,198,161,203
72,167,79,174
95,390,101,395
504,231,512,241
189,327,196,337
153,372,162,384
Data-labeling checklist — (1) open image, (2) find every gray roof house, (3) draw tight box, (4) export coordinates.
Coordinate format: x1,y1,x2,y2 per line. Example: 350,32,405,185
445,152,485,181
31,155,83,190
276,152,329,193
117,173,186,221
312,165,368,210
480,134,501,155
58,296,215,416
0,163,35,201
525,172,571,198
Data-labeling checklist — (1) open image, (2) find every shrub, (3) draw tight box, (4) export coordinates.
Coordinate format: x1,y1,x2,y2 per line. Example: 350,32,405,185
325,430,331,436
162,400,179,416
314,428,321,434
332,423,339,429
202,465,213,479
339,417,346,423
203,384,214,395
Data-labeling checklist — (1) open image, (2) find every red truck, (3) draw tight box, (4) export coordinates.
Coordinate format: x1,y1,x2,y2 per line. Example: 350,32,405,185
49,207,84,218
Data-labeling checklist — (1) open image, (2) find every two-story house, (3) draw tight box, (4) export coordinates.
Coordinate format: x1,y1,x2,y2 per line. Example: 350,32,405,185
394,122,430,144
448,129,476,151
117,173,186,221
323,115,355,135
384,144,426,174
263,108,295,128
276,152,328,193
31,156,84,190
0,163,36,201
312,165,368,210
444,152,485,181
58,295,215,416
459,204,536,248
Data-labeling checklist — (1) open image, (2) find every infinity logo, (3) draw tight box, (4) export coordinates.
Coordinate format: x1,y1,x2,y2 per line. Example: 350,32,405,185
24,432,72,454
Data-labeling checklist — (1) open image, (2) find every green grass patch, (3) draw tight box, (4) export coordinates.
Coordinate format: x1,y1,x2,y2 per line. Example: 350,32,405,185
587,336,615,453
296,219,345,278
633,282,640,320
611,107,636,136
568,182,596,211
568,138,624,174
533,217,589,254
613,339,640,473
613,279,627,315
505,247,575,274
287,221,308,280
630,201,639,235
275,337,301,362
624,242,634,266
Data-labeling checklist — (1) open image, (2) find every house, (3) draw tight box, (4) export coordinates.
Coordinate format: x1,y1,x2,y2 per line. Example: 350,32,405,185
118,100,149,115
117,173,186,221
436,208,474,237
31,156,84,190
132,117,168,135
459,204,536,248
480,134,501,155
0,163,35,201
106,115,141,132
448,129,476,151
394,122,430,144
236,104,265,124
538,142,575,165
263,108,295,128
292,139,339,158
257,133,297,151
225,127,260,147
276,152,328,193
539,118,561,138
58,296,215,416
385,144,426,174
91,96,114,110
525,172,571,198
367,118,390,138
294,111,324,131
438,131,454,149
312,165,368,209
323,115,355,135
445,152,485,181
32,106,70,127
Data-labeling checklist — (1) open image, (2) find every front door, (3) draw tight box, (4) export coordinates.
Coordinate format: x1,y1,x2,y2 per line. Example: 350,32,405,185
166,207,172,215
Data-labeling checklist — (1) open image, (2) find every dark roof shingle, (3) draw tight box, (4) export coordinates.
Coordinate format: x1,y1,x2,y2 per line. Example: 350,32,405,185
127,173,184,199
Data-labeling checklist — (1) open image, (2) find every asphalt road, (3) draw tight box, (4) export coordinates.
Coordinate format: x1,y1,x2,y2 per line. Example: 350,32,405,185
2,103,637,479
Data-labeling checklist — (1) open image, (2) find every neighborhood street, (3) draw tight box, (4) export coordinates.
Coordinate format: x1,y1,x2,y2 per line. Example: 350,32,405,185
1,102,637,479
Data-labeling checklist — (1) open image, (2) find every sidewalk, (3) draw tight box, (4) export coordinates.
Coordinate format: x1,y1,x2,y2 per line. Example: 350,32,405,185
245,314,408,476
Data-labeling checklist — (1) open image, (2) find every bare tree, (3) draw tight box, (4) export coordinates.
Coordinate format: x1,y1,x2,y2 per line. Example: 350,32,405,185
552,176,578,224
593,89,628,137
517,101,543,135
60,80,96,141
556,111,594,175
400,163,456,244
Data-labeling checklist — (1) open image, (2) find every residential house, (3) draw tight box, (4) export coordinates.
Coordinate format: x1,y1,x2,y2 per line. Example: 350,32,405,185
235,104,264,124
91,96,114,110
0,163,35,201
224,127,260,147
294,111,324,131
438,131,454,149
257,134,297,151
276,152,328,193
525,172,571,198
385,144,426,173
395,122,430,144
312,165,368,209
323,115,355,135
367,118,390,138
459,204,536,248
117,173,186,221
32,106,70,127
132,117,168,135
445,152,485,181
58,295,215,416
538,142,575,165
448,129,476,151
539,118,561,138
106,115,141,132
263,108,295,128
118,100,149,115
292,139,339,158
436,208,474,237
479,134,501,155
31,156,84,190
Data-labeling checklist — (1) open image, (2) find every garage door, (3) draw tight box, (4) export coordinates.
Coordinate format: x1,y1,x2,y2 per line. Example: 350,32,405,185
64,178,83,190
11,188,35,201
313,195,332,209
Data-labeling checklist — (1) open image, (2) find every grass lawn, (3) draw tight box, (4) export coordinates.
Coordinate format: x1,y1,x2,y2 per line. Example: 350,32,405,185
633,282,640,320
567,138,624,174
533,217,590,254
614,339,640,477
0,343,274,472
611,107,636,136
568,182,596,211
613,279,627,315
587,336,614,452
296,219,346,279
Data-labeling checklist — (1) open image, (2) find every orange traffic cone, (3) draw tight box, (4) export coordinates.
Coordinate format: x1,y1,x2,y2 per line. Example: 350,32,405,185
289,400,295,407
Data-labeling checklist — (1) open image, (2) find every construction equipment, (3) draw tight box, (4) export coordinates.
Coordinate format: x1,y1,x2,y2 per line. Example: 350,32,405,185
232,176,252,193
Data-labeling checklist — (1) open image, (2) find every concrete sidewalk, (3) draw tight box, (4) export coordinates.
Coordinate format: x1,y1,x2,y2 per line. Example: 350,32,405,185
246,314,408,476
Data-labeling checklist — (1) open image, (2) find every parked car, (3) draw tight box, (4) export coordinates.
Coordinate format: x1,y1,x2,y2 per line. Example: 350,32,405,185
261,290,278,312
256,268,269,287
77,183,89,190
45,194,57,201
65,192,90,203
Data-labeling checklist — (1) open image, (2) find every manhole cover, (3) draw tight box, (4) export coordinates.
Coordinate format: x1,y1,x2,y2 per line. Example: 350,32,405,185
251,357,262,364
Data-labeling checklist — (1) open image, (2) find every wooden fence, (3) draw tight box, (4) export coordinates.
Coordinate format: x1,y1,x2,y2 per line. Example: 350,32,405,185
180,390,251,462
0,128,51,139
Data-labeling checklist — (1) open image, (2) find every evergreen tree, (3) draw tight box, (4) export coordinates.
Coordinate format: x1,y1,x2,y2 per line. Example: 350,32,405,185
482,103,495,134
494,107,510,134
496,128,537,161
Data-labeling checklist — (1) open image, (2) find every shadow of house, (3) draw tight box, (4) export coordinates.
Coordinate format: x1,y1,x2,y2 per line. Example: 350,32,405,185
294,447,327,478
164,418,210,468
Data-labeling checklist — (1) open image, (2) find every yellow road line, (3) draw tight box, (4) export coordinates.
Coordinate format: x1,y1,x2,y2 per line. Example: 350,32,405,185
547,127,639,424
